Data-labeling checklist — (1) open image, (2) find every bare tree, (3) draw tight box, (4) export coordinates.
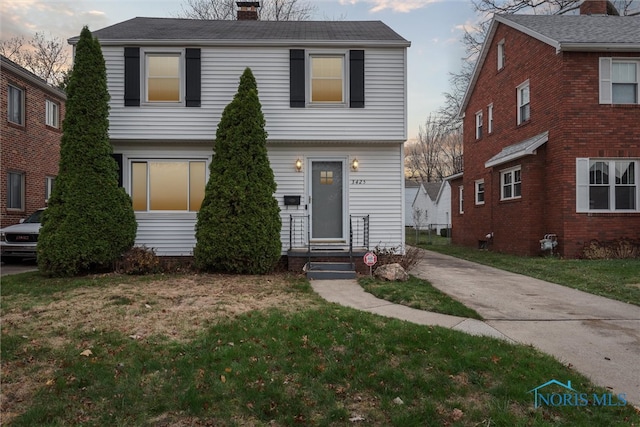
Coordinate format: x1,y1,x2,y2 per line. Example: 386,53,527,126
405,114,447,183
176,0,316,20
0,32,70,88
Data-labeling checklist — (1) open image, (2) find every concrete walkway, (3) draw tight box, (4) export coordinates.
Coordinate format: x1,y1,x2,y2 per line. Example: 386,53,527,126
310,249,640,407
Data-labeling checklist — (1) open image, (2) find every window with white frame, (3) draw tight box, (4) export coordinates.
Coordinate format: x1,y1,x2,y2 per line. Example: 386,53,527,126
310,54,345,104
487,104,493,134
475,111,483,139
475,180,485,205
145,52,182,103
45,99,59,128
8,84,24,125
576,158,638,212
459,186,464,214
497,40,505,70
131,160,206,211
501,166,521,200
600,58,639,104
45,176,56,202
7,171,25,210
517,80,530,125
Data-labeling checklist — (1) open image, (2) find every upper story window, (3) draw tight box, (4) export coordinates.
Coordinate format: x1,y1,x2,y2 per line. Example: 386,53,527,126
501,166,521,200
487,104,493,134
124,47,201,107
577,158,638,212
497,40,505,70
146,53,182,103
131,160,206,212
475,111,483,139
45,99,60,128
7,171,25,210
8,84,24,126
310,55,345,104
290,49,364,108
600,58,639,105
475,179,485,205
517,80,530,125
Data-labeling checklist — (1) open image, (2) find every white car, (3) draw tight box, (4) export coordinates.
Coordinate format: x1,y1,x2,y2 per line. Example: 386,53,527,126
0,208,45,261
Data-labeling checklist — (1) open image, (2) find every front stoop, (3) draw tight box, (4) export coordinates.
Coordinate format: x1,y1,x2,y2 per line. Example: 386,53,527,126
306,262,356,280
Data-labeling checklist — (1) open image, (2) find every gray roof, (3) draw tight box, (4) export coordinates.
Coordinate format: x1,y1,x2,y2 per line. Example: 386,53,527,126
485,131,548,168
71,17,410,47
497,14,640,48
423,182,442,201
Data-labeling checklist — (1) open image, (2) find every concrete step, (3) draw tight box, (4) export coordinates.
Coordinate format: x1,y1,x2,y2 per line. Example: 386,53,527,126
306,262,356,280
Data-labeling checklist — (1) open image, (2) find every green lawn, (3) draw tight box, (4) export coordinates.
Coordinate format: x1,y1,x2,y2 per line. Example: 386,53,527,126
406,228,640,306
2,272,638,426
359,275,482,319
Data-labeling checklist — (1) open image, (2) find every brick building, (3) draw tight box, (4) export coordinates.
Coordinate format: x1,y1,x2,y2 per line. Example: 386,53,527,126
451,1,640,258
1,55,66,227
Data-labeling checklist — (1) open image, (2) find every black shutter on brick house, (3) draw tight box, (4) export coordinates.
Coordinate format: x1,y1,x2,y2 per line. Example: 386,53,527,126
350,50,365,108
185,48,201,107
124,47,140,106
290,49,305,108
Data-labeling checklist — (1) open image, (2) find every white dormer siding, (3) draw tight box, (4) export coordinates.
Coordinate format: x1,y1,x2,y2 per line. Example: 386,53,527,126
103,46,407,142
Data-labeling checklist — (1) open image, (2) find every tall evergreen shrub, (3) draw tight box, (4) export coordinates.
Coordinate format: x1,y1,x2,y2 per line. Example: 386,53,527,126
195,68,281,273
38,26,137,277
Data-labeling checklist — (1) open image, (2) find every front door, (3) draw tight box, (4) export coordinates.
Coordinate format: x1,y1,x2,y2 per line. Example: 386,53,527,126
311,161,344,241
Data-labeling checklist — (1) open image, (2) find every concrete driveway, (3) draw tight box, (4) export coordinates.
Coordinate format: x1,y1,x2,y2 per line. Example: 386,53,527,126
409,249,640,407
1,260,38,276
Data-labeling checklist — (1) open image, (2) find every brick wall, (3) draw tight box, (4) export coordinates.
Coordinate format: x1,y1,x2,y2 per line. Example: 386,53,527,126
458,22,640,258
1,65,65,227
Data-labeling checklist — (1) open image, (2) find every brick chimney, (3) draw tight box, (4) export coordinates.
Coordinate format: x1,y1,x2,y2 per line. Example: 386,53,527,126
579,0,619,15
237,1,260,20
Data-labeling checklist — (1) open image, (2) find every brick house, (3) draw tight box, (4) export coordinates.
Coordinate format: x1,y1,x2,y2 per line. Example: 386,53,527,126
451,0,640,258
1,55,66,227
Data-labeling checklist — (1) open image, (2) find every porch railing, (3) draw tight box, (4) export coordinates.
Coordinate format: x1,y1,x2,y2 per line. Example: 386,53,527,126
289,214,310,252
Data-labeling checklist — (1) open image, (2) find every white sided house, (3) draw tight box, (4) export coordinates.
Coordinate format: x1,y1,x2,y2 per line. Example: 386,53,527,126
69,7,410,273
411,181,451,233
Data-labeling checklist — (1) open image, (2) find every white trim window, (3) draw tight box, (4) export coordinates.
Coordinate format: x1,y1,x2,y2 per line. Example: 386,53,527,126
497,40,505,70
517,80,530,125
45,176,56,202
459,185,464,214
309,53,346,105
501,166,521,200
7,84,25,125
131,160,206,212
600,58,639,104
475,179,485,205
7,171,25,210
576,158,639,212
45,99,60,128
144,51,183,103
487,103,494,134
475,111,483,139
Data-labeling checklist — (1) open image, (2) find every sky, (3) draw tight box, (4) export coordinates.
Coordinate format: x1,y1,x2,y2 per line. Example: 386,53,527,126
0,0,481,141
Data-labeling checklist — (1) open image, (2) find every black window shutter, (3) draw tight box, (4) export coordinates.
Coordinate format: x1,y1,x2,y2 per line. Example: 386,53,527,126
290,49,305,108
111,154,123,187
350,50,365,108
124,47,140,106
185,48,201,107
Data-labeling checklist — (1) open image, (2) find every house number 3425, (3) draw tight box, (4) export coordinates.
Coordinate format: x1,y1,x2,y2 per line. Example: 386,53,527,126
351,179,367,185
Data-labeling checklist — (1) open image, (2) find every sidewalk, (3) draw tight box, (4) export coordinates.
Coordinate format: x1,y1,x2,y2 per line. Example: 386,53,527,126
310,249,640,407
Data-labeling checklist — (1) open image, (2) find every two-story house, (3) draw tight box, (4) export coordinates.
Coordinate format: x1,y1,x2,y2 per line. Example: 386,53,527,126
70,3,410,270
452,0,639,258
1,55,66,228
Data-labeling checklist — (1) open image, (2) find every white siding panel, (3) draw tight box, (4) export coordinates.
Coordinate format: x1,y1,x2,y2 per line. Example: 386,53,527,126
105,46,407,141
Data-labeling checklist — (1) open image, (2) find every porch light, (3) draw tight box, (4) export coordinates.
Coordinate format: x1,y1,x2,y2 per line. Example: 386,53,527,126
351,158,359,171
295,158,303,172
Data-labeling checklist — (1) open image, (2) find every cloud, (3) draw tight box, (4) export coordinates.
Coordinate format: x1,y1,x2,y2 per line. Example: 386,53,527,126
338,0,441,13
